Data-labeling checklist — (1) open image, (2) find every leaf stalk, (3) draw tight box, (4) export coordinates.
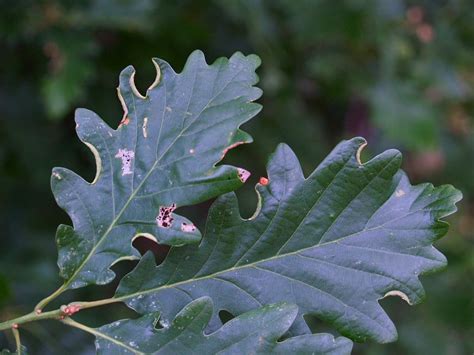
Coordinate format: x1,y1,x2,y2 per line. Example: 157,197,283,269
12,326,22,354
34,283,68,312
0,309,63,332
0,296,120,332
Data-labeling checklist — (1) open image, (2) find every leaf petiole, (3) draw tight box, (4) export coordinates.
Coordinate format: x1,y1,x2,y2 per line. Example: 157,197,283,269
34,283,68,312
0,309,62,332
12,326,21,354
0,296,120,332
71,297,120,310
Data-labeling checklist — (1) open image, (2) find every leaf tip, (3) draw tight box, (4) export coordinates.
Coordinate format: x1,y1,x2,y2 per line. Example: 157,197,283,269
247,53,262,68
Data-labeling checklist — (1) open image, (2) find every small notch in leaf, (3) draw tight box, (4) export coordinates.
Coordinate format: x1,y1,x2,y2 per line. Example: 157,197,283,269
218,309,235,325
221,141,245,160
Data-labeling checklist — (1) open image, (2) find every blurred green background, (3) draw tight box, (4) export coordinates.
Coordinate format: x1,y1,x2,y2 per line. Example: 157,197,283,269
0,0,473,354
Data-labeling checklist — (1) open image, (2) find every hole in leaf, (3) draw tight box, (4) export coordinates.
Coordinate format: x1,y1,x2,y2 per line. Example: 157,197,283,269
378,294,410,326
153,318,164,330
218,309,235,325
177,200,213,232
130,64,156,96
303,314,341,338
132,237,170,265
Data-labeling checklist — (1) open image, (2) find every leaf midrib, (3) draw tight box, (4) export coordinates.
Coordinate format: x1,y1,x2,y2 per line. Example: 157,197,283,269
114,155,400,299
63,157,162,289
113,207,431,303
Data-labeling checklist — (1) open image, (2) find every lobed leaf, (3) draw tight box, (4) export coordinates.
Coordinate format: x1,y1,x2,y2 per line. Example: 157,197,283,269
93,297,352,354
52,50,262,289
114,138,461,344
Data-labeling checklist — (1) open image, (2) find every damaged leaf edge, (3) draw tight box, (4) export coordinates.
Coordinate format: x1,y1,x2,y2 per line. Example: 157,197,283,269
49,50,263,293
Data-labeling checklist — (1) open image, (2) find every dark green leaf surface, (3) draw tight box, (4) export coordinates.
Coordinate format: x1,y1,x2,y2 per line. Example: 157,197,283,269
93,297,352,354
52,51,262,289
115,138,461,344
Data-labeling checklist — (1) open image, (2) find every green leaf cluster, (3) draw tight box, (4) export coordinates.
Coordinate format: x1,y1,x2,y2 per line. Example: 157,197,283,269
0,51,461,354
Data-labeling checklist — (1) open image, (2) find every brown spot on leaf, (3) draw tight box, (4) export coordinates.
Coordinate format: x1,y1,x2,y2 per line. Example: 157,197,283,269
181,222,196,233
142,117,148,138
395,189,405,197
115,149,135,176
156,203,177,228
52,172,62,180
237,168,251,183
119,116,130,127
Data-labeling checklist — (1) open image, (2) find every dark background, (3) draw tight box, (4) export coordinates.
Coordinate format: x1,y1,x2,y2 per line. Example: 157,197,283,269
0,0,473,354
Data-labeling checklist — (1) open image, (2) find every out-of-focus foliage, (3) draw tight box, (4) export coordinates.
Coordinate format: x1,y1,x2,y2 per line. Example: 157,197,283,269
0,0,472,354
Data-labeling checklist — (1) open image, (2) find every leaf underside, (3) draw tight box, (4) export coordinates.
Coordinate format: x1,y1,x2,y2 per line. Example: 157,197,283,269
94,297,352,355
114,137,461,345
52,50,262,289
